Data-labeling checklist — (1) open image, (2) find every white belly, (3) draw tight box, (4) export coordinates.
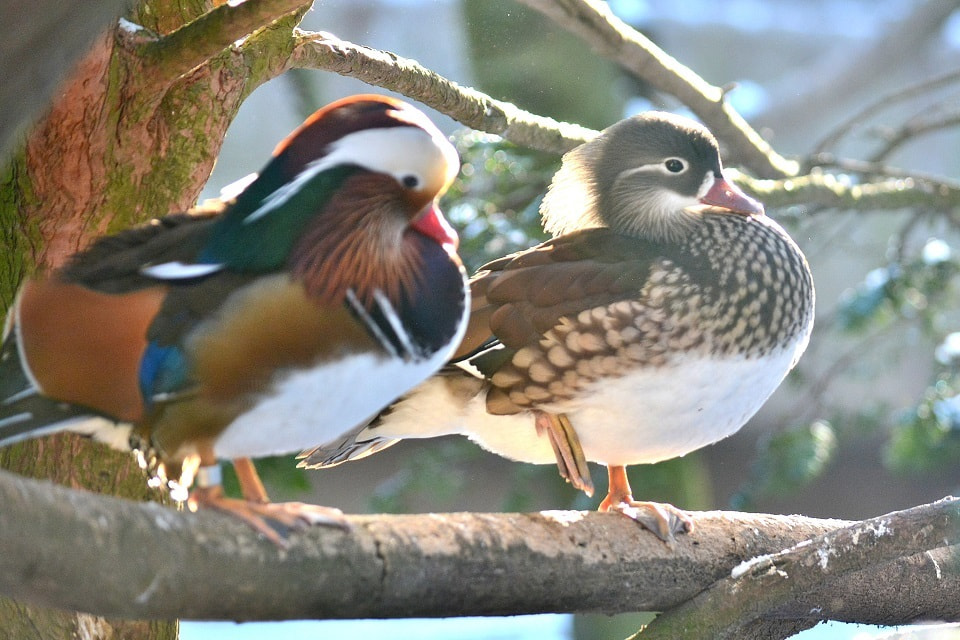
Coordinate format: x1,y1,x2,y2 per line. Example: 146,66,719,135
212,348,452,460
374,344,803,468
558,348,798,466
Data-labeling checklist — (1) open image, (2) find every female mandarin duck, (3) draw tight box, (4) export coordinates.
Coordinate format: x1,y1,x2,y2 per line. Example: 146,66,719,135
300,112,815,542
0,94,468,545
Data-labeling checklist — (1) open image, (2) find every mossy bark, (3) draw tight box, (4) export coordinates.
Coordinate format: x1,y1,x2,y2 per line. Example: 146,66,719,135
0,1,309,637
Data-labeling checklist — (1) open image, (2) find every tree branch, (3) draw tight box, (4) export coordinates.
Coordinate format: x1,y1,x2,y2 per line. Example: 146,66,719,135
513,0,797,179
0,467,957,626
284,28,960,218
137,0,312,84
869,110,960,164
812,68,960,157
762,0,960,142
289,30,597,154
638,497,960,639
738,170,960,214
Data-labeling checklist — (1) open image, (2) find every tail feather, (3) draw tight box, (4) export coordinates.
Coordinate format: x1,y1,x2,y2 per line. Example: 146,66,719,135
297,433,400,469
0,330,95,447
298,364,486,469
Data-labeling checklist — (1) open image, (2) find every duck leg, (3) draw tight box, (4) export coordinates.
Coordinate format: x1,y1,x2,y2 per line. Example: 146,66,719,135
599,465,694,543
535,411,594,497
188,457,348,548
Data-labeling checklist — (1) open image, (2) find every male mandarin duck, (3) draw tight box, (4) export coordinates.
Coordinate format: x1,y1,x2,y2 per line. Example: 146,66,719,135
0,94,468,545
300,111,815,542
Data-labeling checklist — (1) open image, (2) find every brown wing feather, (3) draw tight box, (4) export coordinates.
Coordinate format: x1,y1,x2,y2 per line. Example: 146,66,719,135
463,229,662,352
451,228,689,415
61,210,220,293
16,208,226,420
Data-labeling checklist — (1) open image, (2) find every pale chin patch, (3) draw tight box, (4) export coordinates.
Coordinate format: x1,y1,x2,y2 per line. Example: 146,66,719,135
608,183,701,243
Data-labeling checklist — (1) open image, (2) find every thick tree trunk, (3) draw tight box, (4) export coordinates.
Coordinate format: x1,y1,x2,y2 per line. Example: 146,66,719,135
0,1,310,637
0,25,183,640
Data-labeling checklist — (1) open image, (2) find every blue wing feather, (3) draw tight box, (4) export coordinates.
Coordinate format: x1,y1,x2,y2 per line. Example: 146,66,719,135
139,342,192,404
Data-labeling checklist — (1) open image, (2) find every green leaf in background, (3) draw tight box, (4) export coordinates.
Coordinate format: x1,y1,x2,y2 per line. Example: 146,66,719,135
886,378,960,474
369,439,481,514
221,455,311,500
836,265,898,332
732,421,838,510
443,132,554,272
835,238,958,334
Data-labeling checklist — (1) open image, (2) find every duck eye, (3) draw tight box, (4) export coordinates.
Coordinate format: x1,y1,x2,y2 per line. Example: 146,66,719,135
401,174,421,189
664,158,685,173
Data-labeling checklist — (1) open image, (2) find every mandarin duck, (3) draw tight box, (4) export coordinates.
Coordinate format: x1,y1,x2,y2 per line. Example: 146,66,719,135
0,94,468,545
300,111,815,542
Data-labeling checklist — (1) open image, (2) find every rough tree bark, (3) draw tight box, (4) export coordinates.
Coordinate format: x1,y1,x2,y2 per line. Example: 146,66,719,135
0,0,132,160
0,468,958,632
2,1,959,639
0,1,310,638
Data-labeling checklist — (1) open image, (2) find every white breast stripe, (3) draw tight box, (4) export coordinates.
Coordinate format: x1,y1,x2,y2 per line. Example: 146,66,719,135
2,387,38,405
0,412,32,429
372,289,417,361
243,158,329,225
345,288,399,359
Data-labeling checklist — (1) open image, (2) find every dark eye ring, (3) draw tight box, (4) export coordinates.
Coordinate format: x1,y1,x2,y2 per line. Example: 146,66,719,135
401,175,421,189
665,158,685,173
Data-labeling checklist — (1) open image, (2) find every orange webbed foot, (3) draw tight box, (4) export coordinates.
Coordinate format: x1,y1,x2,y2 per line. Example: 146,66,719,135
600,465,694,544
188,485,349,548
188,458,349,548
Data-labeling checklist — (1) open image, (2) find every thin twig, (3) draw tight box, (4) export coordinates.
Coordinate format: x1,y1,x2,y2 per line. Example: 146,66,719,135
870,108,960,163
514,0,797,178
790,327,896,425
806,154,960,190
811,68,960,156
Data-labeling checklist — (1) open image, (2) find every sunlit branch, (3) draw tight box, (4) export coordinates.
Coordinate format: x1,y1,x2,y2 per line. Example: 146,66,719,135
514,0,797,178
290,30,598,154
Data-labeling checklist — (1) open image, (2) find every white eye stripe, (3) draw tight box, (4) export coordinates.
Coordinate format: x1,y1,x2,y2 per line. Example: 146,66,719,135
243,125,459,225
618,163,664,179
620,158,690,179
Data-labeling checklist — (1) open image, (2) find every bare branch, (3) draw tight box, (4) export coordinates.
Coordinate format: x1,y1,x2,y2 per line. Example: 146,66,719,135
281,28,960,218
0,467,958,626
513,0,797,179
638,497,960,639
870,109,960,163
289,30,597,154
766,0,960,145
738,170,960,213
812,68,960,156
805,154,960,189
137,0,312,84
